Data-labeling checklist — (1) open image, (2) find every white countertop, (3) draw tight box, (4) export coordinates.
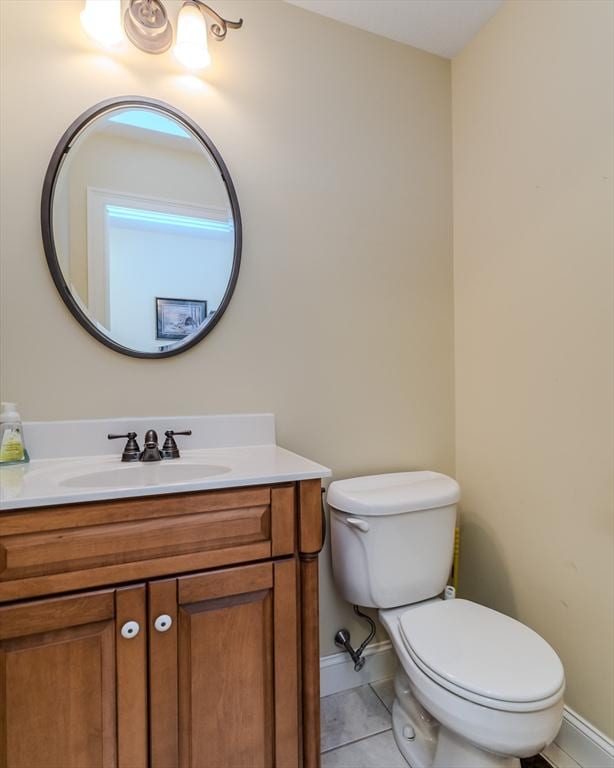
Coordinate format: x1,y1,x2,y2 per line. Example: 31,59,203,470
0,445,331,511
0,414,331,511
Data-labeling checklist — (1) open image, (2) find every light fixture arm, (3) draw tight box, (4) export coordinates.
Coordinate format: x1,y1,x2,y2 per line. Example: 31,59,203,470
83,0,243,66
189,1,243,41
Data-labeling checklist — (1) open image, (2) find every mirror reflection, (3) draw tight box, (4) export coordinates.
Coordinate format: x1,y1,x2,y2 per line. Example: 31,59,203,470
50,103,238,355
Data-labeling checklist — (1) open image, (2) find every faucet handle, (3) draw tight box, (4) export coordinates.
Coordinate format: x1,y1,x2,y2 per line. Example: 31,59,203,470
161,429,192,460
108,432,140,462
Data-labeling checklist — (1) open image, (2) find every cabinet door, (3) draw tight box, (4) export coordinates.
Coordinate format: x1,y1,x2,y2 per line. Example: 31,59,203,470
149,560,299,768
0,586,147,768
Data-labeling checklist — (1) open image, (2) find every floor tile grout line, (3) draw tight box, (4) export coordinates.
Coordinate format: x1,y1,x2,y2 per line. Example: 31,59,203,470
368,682,393,714
321,726,393,755
321,682,394,755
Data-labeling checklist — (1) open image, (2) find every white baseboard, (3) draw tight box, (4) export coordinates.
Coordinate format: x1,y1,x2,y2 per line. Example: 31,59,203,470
320,640,396,697
320,648,614,768
552,707,614,768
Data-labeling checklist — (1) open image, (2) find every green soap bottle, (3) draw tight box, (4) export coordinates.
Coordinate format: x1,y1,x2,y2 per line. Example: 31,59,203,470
0,402,29,465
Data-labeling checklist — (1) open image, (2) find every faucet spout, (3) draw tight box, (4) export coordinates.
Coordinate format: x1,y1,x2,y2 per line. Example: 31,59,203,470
139,429,163,462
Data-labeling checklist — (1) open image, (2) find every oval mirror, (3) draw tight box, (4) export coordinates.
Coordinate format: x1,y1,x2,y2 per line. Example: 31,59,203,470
41,97,241,358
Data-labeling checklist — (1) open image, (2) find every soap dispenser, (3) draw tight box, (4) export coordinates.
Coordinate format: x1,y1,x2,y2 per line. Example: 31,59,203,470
0,402,29,465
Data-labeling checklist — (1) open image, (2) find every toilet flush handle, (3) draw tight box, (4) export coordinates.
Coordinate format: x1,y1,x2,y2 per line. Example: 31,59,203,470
346,517,370,533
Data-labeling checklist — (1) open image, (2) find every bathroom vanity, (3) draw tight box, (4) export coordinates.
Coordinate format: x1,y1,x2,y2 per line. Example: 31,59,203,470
0,415,330,768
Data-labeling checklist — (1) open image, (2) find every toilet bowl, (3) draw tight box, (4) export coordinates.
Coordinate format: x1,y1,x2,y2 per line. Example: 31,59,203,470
380,601,564,768
327,472,565,768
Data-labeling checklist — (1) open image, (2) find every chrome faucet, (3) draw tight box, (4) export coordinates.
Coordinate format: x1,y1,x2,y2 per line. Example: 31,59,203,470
108,428,192,462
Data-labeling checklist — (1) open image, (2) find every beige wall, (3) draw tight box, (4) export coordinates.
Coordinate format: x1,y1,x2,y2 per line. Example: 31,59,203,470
453,0,614,737
0,1,454,656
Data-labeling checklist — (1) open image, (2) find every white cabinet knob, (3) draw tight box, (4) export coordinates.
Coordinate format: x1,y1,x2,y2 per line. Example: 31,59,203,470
120,620,140,639
154,614,173,632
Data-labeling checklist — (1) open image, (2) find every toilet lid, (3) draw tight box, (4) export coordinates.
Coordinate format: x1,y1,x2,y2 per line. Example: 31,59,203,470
400,599,565,704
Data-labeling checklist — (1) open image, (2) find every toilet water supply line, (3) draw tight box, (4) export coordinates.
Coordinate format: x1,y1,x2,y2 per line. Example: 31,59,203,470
334,606,377,672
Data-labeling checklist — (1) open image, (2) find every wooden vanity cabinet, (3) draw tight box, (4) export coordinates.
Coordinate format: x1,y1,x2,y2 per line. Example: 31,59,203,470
0,479,324,768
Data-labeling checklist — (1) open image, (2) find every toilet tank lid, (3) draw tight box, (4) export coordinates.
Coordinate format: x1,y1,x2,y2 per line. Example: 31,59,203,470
327,471,460,516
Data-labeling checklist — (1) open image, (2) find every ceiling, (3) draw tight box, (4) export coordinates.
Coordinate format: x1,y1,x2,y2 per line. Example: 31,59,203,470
285,0,504,59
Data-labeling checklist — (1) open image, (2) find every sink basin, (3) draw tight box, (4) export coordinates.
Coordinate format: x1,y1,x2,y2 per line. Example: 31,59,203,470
60,463,231,489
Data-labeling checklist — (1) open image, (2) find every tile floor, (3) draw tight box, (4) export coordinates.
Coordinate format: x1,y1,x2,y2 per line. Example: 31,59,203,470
320,680,570,768
321,679,405,768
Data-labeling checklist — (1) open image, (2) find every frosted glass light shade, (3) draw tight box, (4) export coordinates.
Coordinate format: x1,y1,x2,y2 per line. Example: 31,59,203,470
173,2,211,70
80,0,123,47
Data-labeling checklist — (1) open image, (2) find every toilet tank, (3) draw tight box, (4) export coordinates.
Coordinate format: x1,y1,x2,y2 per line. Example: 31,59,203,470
328,472,460,609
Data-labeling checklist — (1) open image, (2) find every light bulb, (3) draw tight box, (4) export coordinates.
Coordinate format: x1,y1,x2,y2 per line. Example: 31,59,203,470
174,2,211,71
80,0,123,47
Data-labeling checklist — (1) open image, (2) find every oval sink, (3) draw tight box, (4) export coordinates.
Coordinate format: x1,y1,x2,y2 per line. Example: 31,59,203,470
60,463,231,489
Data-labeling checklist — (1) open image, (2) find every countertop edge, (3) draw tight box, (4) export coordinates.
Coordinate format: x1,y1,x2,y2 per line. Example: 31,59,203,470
0,467,332,512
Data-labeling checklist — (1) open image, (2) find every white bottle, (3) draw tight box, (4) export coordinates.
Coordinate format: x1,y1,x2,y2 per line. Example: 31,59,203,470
0,402,29,465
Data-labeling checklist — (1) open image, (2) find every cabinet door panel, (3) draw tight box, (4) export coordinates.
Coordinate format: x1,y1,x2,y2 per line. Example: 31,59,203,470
163,561,299,768
0,592,117,768
0,586,149,768
178,566,274,768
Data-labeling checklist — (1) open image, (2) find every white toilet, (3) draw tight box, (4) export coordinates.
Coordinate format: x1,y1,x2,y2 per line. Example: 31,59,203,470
328,471,565,768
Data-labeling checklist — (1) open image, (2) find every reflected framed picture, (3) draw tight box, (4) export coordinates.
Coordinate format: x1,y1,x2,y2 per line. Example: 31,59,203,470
156,297,208,340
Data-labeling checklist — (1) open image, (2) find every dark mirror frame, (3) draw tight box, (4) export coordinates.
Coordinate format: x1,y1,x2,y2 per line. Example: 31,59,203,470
41,96,242,359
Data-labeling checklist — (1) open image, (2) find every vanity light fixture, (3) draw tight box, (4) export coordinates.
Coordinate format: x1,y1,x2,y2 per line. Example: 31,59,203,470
81,0,124,48
80,0,243,70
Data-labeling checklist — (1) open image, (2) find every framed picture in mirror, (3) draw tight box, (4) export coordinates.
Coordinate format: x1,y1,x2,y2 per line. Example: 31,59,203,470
156,297,208,340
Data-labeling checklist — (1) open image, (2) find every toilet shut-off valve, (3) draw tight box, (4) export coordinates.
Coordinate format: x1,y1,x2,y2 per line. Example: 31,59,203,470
334,628,366,671
334,605,376,672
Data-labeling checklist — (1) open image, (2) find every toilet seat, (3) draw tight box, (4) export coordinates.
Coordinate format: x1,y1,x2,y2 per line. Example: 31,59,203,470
399,599,565,713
